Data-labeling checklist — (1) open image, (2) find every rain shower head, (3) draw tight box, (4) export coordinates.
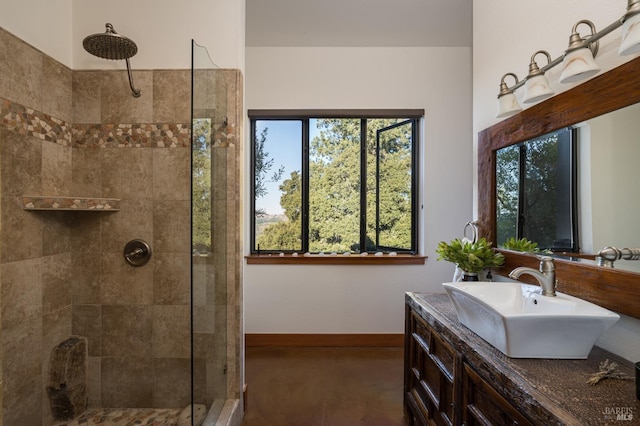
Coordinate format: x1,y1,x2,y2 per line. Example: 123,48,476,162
83,23,141,97
83,23,138,60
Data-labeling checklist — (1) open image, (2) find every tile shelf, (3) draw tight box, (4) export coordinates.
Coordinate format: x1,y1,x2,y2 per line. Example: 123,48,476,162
21,196,120,211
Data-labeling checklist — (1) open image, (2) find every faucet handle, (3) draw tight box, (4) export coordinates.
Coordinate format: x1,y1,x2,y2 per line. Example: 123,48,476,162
538,256,555,272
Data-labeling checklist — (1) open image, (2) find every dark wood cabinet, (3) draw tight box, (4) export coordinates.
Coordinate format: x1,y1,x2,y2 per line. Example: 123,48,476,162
405,303,534,426
404,308,458,425
461,362,533,426
404,292,640,426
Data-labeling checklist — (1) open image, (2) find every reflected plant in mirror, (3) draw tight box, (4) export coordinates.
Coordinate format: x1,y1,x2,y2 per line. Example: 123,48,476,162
502,237,551,254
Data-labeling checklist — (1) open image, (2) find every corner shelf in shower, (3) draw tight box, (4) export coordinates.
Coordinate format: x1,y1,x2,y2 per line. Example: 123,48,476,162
21,196,121,211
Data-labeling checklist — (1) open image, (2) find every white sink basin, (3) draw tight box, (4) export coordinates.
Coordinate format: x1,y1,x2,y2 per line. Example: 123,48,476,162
442,281,620,359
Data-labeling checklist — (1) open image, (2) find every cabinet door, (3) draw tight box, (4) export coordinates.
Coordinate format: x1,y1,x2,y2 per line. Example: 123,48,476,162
405,307,458,426
462,363,533,426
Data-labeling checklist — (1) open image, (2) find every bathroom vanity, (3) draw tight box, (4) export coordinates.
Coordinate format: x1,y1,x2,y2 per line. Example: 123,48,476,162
404,292,639,425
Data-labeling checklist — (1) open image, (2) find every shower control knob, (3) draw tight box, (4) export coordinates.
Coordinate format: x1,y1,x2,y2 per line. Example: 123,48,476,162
124,239,152,266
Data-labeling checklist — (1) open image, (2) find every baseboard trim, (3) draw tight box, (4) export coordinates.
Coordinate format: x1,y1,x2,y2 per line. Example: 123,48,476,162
245,333,404,347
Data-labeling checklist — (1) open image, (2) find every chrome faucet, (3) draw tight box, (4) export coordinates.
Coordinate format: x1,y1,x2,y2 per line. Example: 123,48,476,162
508,256,557,297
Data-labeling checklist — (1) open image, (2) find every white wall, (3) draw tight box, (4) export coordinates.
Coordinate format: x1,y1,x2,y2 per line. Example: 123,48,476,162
244,46,473,334
0,0,73,67
0,0,245,71
473,1,631,212
473,0,640,362
72,0,245,70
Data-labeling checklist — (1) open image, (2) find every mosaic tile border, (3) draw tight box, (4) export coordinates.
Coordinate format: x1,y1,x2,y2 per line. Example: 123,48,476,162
21,196,120,211
73,123,191,148
1,98,191,148
1,98,72,146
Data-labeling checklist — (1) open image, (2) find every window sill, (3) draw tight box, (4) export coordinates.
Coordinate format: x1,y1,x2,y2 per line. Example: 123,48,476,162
245,253,427,265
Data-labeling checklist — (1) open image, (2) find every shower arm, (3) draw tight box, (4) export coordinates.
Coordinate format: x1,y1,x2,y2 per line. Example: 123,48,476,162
125,58,141,98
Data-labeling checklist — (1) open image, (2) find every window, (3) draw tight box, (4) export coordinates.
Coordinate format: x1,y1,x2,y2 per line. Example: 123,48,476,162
496,127,578,251
249,110,422,255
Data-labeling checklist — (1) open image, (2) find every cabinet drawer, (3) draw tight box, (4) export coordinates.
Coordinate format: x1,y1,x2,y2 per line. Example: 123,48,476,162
410,312,455,378
406,310,457,426
462,363,533,426
411,311,432,349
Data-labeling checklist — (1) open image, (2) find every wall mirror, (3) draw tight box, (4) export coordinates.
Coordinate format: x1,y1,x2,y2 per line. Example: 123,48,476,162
478,55,640,320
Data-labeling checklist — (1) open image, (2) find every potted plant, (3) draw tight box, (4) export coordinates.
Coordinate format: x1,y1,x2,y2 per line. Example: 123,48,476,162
436,237,505,281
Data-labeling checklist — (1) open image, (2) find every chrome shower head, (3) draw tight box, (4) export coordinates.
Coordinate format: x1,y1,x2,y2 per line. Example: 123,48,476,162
83,23,141,97
83,23,138,60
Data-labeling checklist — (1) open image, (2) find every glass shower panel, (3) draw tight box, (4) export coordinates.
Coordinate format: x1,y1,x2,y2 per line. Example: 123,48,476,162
191,40,228,419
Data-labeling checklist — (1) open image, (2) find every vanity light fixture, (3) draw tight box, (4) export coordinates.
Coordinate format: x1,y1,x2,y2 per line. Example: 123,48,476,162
495,0,640,118
523,51,555,103
559,20,601,84
620,0,640,55
496,73,522,118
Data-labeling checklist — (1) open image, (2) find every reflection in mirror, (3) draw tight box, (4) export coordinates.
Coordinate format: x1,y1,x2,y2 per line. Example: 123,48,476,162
496,127,577,251
495,102,640,273
478,56,640,320
578,103,640,257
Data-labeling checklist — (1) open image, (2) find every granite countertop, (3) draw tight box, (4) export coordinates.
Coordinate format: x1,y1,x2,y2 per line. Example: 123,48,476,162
406,292,640,426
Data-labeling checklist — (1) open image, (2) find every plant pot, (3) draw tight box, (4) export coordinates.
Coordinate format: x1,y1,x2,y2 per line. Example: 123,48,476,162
461,272,479,282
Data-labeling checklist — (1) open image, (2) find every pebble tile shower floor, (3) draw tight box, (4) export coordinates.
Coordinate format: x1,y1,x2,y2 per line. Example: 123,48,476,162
53,408,182,426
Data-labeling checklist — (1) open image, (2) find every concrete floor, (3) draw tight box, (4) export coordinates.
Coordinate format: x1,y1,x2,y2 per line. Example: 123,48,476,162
241,346,405,426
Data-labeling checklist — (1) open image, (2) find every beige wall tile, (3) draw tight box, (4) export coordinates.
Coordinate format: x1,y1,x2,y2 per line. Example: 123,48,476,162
193,305,215,334
100,147,153,200
42,253,72,314
72,71,102,124
192,358,209,405
71,251,102,304
1,130,43,197
100,252,153,305
100,200,153,253
87,357,101,407
1,258,43,330
192,332,215,359
153,252,190,305
69,213,102,305
151,358,192,407
191,257,210,306
0,27,42,111
101,357,153,408
153,70,190,123
42,141,72,196
3,376,42,426
71,147,102,196
42,55,72,123
152,305,190,358
2,309,42,407
73,305,102,356
152,148,190,201
102,305,152,358
153,200,190,253
42,211,73,256
101,70,153,124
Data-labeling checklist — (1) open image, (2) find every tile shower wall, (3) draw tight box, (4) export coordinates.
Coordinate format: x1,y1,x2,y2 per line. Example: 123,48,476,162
69,66,196,410
1,26,75,426
0,26,242,425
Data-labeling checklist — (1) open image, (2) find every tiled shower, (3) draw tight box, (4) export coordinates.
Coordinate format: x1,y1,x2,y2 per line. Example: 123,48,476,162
0,27,242,425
